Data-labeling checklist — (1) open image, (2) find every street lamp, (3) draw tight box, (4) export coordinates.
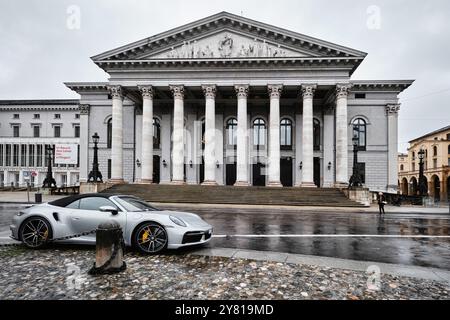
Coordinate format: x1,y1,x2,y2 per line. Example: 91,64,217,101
42,145,56,188
349,134,362,187
418,148,426,197
88,132,103,183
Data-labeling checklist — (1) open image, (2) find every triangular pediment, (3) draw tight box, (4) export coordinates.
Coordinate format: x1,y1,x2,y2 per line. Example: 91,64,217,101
92,12,367,62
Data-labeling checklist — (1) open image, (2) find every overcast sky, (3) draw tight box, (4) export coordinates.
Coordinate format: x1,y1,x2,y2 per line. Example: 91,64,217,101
0,0,449,152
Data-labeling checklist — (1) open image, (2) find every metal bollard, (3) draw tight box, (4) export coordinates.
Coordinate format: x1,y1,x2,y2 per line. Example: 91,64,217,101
88,221,126,275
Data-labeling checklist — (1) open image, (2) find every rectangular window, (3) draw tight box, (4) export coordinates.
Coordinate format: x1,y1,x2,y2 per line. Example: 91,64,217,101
5,145,11,167
54,126,61,138
13,144,19,167
13,114,19,119
54,114,61,119
33,114,40,119
75,114,80,119
355,93,366,99
13,125,20,138
433,159,437,169
74,125,80,138
412,162,416,171
36,145,43,167
77,145,80,167
21,145,26,166
33,125,40,138
29,145,35,167
0,144,3,166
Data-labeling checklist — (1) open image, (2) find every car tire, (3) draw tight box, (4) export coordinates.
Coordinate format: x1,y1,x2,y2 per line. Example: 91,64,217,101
19,216,53,249
133,222,168,254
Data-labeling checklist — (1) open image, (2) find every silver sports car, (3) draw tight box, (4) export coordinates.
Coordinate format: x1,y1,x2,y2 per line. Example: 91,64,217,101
10,193,213,253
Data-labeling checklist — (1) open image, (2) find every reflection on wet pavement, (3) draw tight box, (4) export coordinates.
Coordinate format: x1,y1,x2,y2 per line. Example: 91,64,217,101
1,204,449,269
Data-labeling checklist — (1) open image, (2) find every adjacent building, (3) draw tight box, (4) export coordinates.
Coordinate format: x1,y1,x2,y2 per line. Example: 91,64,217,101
398,125,450,201
0,100,80,187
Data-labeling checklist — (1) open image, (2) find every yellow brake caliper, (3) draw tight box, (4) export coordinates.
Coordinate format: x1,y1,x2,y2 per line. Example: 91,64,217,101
43,230,48,240
142,230,149,242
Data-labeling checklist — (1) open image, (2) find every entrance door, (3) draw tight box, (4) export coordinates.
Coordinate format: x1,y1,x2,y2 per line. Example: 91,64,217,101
199,157,205,184
252,162,266,186
226,162,236,186
313,157,320,187
280,157,293,187
153,155,160,184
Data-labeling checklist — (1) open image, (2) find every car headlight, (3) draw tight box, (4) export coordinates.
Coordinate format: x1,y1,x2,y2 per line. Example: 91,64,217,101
17,211,27,217
170,216,187,227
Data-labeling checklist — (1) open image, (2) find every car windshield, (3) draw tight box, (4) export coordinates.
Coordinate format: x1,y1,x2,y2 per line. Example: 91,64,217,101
115,196,160,212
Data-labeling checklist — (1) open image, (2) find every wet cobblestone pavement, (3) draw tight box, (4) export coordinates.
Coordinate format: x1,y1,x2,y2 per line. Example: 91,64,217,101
1,246,449,300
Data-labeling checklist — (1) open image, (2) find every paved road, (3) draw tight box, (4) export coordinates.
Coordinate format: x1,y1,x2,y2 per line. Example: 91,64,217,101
1,203,450,270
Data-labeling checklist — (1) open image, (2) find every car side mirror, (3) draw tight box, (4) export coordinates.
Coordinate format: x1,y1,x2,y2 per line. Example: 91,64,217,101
99,205,119,215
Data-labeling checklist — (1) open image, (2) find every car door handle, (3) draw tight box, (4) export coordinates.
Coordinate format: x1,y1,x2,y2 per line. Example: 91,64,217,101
72,217,80,221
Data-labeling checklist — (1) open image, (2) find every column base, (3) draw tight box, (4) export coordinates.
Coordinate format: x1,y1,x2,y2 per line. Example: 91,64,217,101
108,179,126,185
234,181,250,187
300,182,317,188
138,179,153,184
201,180,218,186
170,180,186,185
267,181,283,187
334,182,348,189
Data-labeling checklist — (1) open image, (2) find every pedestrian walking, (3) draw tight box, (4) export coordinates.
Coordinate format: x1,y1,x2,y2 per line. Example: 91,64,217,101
378,192,386,215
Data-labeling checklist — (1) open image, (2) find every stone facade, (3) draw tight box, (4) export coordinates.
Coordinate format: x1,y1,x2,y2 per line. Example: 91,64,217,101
1,12,414,193
0,100,80,187
398,125,450,201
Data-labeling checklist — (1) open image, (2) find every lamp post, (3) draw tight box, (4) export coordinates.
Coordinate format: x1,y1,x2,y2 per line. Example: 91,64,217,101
349,134,362,187
418,149,426,197
88,132,103,183
42,145,56,188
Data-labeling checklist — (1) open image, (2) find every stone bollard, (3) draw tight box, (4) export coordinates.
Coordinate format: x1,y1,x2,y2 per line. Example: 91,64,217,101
88,221,126,275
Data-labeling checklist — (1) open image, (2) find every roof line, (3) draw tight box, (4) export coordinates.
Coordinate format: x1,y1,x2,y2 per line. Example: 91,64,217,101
408,125,450,143
91,11,367,61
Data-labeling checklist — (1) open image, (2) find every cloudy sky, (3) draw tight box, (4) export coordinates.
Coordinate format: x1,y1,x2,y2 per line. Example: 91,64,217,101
0,0,449,152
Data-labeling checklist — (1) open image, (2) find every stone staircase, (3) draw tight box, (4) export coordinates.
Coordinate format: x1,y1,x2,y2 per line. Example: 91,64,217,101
103,184,364,207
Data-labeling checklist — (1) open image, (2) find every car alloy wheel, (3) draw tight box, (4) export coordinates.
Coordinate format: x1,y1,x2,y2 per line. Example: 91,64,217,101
135,223,168,254
20,217,51,248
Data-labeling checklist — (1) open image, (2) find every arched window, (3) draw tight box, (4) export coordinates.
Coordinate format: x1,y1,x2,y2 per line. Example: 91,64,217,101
352,118,367,150
253,118,266,147
280,118,292,150
448,144,450,155
107,118,112,149
313,119,321,151
433,146,437,157
226,118,237,146
153,118,161,149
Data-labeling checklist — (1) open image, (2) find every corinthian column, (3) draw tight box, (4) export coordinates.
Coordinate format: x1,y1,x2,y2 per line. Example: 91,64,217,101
139,86,154,184
234,85,250,186
300,84,317,187
335,84,351,187
386,104,400,193
202,85,217,185
170,85,185,184
108,85,124,183
268,84,283,187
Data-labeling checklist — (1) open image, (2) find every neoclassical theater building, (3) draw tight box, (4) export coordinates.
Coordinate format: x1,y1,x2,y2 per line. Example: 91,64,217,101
64,12,413,192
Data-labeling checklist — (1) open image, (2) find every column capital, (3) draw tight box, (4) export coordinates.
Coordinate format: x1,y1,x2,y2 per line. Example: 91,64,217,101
170,85,185,99
386,103,401,114
108,85,123,100
138,85,154,99
336,84,352,99
301,84,317,99
268,84,283,98
235,84,249,98
202,85,217,99
79,104,90,115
